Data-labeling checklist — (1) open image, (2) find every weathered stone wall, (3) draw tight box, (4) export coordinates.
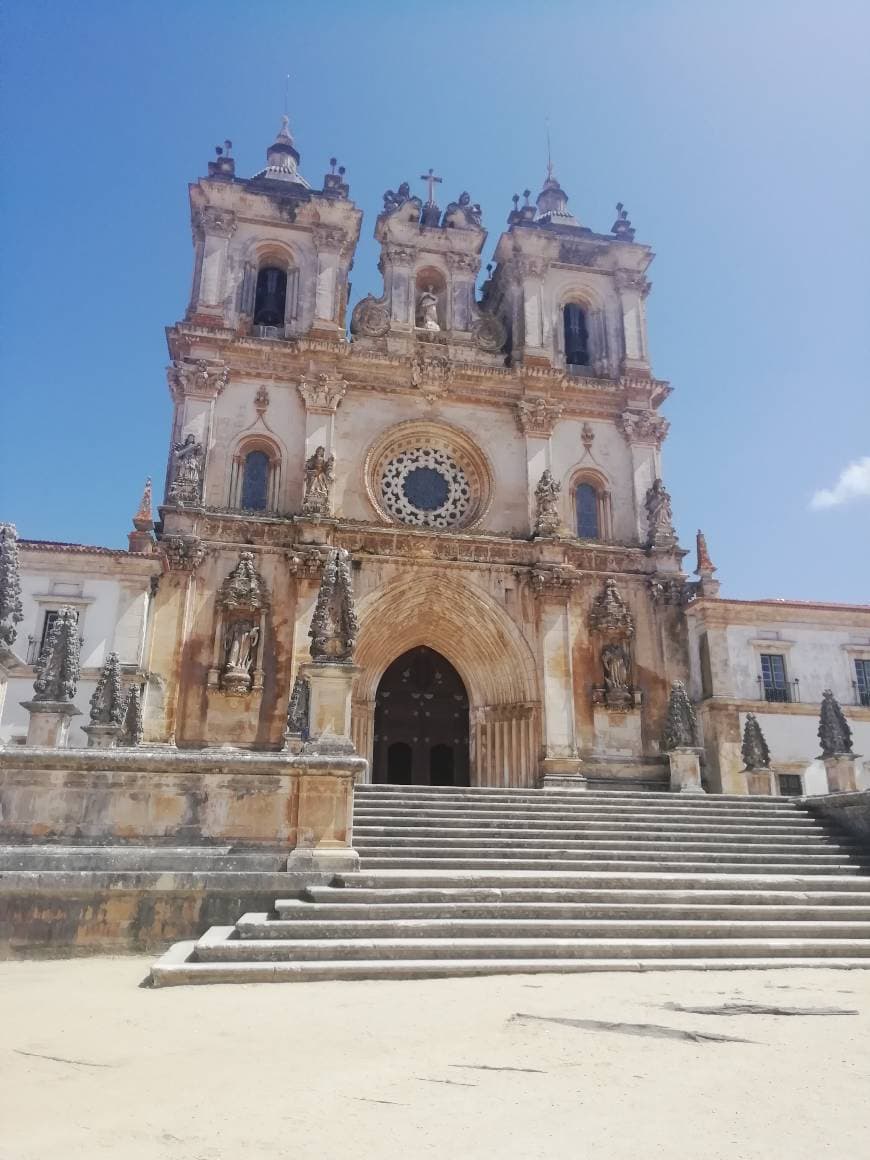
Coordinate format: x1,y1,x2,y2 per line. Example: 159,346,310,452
0,747,363,849
804,790,870,848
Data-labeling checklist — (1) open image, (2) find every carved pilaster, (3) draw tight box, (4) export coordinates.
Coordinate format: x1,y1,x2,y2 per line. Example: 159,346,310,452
160,535,208,573
167,359,229,402
297,374,347,414
617,408,670,448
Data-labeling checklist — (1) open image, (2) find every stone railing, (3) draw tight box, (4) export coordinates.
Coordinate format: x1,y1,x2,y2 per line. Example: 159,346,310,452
804,790,870,849
0,746,364,872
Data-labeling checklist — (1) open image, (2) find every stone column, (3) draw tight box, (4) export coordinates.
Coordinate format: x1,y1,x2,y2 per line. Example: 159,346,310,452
166,359,229,507
615,270,651,376
311,226,349,339
383,244,416,329
287,757,360,873
301,661,359,755
530,569,582,781
297,375,347,461
617,409,669,544
445,252,479,332
189,207,236,324
515,400,564,534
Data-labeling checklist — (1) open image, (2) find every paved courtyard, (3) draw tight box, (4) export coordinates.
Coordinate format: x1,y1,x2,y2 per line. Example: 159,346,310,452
1,959,868,1159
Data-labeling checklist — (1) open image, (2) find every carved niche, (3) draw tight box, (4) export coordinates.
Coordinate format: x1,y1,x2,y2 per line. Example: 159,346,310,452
588,578,637,710
208,551,270,695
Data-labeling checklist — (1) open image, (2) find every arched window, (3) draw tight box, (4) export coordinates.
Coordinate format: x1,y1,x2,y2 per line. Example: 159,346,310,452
575,482,600,539
253,266,287,326
564,304,589,367
240,451,271,511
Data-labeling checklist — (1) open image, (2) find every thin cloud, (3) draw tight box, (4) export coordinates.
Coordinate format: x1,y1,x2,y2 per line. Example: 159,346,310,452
810,456,870,510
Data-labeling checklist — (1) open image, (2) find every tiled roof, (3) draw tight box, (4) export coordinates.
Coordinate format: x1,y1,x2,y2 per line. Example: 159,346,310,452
20,540,153,559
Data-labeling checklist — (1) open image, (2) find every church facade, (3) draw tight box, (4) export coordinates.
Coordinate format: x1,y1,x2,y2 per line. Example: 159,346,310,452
4,117,868,795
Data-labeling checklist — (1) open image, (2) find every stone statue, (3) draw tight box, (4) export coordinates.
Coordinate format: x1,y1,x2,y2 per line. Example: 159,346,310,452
89,652,125,726
741,713,771,771
223,618,260,687
32,605,80,703
601,641,632,695
383,182,412,213
662,680,697,750
302,446,335,516
645,477,676,547
309,548,358,663
169,433,204,505
444,191,483,228
818,689,853,758
417,287,440,331
0,522,23,649
533,470,564,537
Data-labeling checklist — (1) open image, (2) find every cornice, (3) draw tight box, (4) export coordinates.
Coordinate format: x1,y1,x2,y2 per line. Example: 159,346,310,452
687,597,870,628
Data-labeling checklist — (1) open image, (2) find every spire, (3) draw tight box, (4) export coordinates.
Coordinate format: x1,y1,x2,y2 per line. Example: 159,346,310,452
534,132,579,227
662,681,698,751
818,689,854,758
253,114,309,188
32,605,80,704
693,529,720,597
741,714,771,771
128,478,155,554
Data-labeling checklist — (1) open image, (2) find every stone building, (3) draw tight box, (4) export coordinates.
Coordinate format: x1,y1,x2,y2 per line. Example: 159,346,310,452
2,117,868,794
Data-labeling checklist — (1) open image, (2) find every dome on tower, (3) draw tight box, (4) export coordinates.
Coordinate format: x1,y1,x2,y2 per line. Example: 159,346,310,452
252,116,310,188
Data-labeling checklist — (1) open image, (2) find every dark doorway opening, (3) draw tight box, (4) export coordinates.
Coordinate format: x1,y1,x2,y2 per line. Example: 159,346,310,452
373,647,470,786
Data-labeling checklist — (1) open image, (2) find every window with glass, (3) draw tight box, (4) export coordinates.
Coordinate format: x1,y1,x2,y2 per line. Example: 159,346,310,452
240,451,270,511
253,266,287,327
575,483,600,539
563,304,589,366
855,658,870,707
760,653,790,703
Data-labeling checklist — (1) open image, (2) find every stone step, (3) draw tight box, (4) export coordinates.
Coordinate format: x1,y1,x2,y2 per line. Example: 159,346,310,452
300,882,870,905
353,805,814,824
275,898,870,921
357,855,867,875
149,942,870,986
356,845,859,866
355,787,800,808
235,913,870,941
339,870,870,892
192,928,870,963
353,833,859,854
353,815,822,835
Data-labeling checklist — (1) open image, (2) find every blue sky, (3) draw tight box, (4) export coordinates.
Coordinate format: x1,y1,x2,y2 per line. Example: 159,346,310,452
2,0,868,602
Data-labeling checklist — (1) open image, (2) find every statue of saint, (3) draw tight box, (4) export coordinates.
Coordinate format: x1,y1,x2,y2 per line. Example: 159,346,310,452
417,287,440,331
224,619,259,674
169,434,204,503
383,182,411,213
601,641,631,693
645,477,676,545
534,469,564,537
302,446,335,516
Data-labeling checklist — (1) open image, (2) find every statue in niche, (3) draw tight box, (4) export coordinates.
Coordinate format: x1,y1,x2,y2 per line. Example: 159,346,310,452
222,618,260,693
645,477,676,547
169,434,204,504
302,446,335,516
601,641,632,706
417,286,441,331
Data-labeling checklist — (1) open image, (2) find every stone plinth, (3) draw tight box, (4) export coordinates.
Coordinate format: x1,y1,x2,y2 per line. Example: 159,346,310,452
667,746,705,793
301,661,359,754
823,754,860,794
592,705,643,758
286,757,360,873
21,700,81,748
82,723,122,749
743,768,775,796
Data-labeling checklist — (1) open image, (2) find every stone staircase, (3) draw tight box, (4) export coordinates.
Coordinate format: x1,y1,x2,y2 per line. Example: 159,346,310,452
150,785,870,985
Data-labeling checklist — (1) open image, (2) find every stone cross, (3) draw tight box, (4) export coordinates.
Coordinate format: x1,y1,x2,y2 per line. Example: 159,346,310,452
419,168,442,205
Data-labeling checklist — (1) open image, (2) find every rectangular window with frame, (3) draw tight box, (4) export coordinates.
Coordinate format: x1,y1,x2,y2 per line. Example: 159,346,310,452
777,774,803,797
855,659,870,707
760,653,790,703
33,608,80,664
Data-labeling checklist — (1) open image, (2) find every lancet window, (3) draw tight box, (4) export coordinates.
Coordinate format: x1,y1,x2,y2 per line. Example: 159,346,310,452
563,304,590,367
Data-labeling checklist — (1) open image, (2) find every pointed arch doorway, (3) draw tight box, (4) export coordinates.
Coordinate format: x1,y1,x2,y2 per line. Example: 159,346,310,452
373,647,470,785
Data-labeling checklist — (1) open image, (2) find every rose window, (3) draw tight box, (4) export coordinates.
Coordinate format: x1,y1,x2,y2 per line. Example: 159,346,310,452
380,447,472,528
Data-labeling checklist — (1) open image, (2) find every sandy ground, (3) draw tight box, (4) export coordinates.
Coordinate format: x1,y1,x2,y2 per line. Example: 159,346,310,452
1,960,868,1160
